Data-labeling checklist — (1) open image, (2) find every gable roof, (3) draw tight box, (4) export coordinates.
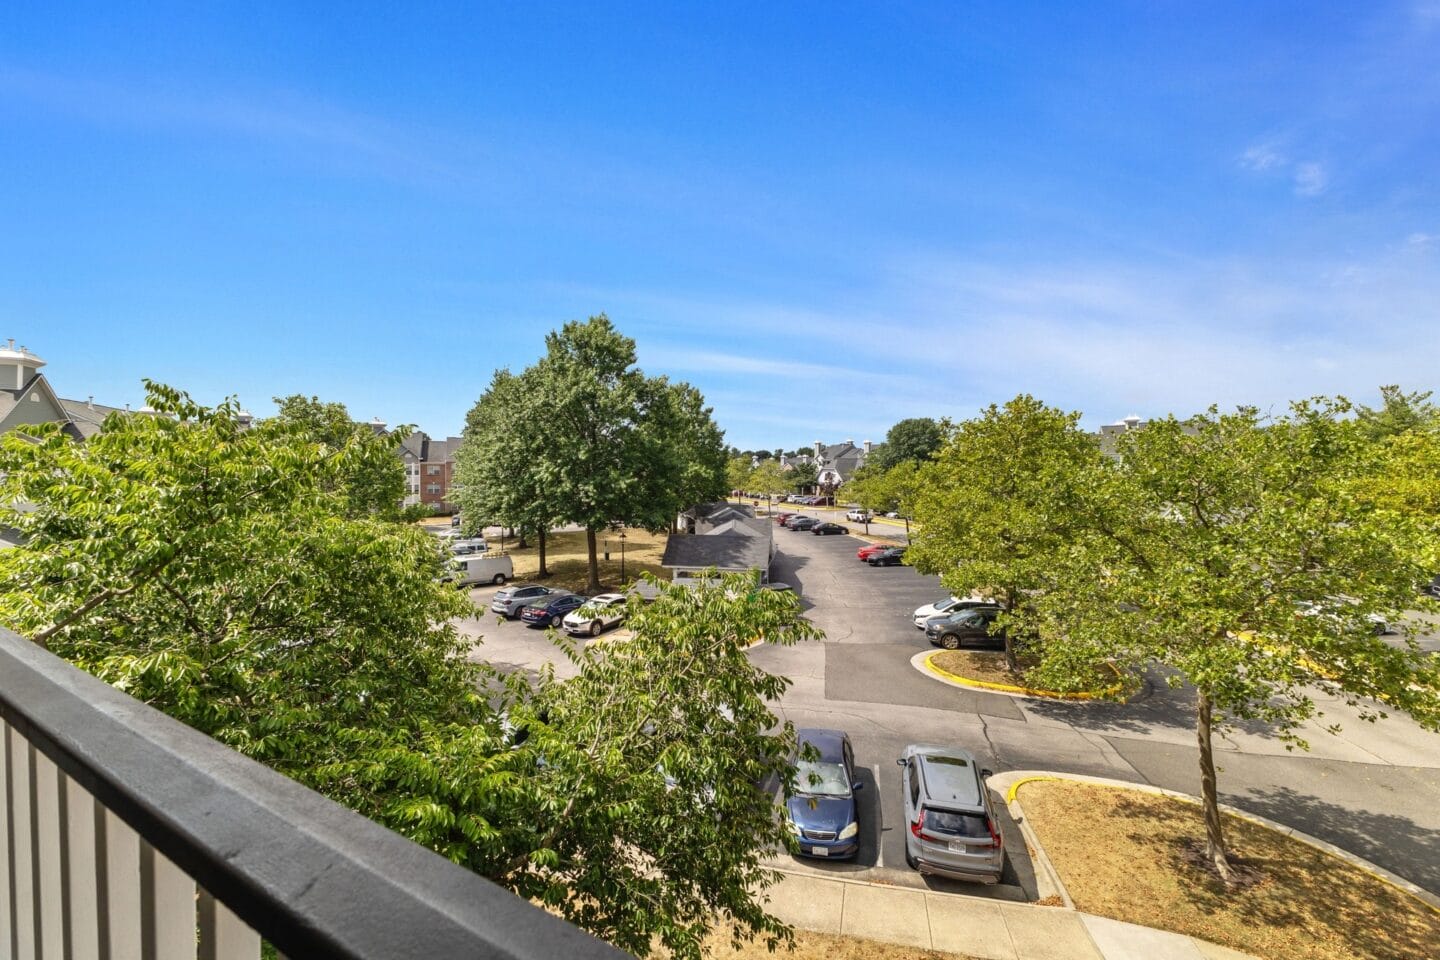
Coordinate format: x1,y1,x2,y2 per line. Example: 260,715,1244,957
0,374,78,439
58,397,130,439
661,532,772,573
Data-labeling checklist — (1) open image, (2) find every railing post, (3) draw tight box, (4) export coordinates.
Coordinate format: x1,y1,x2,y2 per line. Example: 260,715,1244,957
64,776,101,960
33,751,65,958
9,726,37,959
2,719,13,958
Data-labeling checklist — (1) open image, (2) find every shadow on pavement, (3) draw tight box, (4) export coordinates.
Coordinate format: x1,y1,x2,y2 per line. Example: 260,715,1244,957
1232,783,1440,896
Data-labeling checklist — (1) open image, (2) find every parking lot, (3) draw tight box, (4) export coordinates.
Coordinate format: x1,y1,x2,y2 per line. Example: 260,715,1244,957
459,519,1440,900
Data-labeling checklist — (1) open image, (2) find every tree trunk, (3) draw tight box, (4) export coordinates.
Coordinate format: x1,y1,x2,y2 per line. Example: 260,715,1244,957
537,527,549,578
585,526,602,594
1196,690,1234,881
517,525,529,550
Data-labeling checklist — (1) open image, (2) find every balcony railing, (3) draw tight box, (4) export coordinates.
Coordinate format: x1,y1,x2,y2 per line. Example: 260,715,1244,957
0,628,625,959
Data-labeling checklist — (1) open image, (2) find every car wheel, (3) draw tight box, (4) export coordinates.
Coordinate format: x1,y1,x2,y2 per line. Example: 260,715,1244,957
551,614,562,627
940,634,961,650
590,620,602,637
492,573,506,585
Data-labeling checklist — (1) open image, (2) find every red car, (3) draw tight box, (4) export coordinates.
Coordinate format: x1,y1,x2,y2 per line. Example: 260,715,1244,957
775,512,796,524
857,543,891,561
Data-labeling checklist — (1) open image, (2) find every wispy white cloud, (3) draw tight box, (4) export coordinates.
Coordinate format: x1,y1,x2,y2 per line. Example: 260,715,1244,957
1239,142,1286,172
1293,162,1329,196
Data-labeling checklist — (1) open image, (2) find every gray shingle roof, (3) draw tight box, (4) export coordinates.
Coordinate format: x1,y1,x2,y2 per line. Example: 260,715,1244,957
661,532,772,572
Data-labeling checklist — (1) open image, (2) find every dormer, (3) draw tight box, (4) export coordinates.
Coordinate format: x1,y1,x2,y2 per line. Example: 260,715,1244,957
0,339,44,391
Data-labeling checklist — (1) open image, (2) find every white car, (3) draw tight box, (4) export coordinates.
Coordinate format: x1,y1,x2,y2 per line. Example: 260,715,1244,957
846,509,872,523
912,595,994,629
562,593,629,637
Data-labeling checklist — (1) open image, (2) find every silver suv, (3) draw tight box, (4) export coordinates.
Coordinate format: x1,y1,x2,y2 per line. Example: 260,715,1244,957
896,744,1003,883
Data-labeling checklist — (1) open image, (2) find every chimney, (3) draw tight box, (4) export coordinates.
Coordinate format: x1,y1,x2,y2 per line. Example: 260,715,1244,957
863,440,872,454
1123,414,1142,428
87,396,94,409
814,440,823,457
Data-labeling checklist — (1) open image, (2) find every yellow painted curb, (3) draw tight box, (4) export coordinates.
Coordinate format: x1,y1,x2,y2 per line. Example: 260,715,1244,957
922,652,1121,700
1006,775,1060,804
1011,775,1440,918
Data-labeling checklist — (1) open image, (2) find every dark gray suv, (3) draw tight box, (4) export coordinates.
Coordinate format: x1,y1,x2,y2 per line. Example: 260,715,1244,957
897,744,1003,883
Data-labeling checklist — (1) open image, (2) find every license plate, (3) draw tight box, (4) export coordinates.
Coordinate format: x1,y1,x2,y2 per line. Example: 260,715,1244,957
948,841,968,853
811,846,828,857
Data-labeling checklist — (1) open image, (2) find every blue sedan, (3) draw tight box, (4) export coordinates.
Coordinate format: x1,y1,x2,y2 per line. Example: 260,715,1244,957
519,593,588,628
786,728,862,859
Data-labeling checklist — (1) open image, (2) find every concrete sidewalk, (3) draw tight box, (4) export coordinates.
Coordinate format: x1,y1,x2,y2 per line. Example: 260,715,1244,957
763,869,1257,960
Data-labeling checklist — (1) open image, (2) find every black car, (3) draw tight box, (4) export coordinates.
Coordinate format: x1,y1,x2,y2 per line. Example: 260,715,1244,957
867,546,906,566
926,606,1004,650
789,517,820,531
811,522,849,536
520,593,589,628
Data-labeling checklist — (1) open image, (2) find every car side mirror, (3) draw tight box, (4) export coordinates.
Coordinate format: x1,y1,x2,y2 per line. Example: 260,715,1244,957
981,768,994,780
895,758,906,766
851,781,864,791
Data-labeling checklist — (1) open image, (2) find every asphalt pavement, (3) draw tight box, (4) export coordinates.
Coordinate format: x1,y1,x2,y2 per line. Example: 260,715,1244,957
459,520,1440,897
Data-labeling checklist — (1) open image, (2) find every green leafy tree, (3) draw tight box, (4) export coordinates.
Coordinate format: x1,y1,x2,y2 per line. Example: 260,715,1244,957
907,397,1101,671
1355,385,1440,441
488,572,821,957
870,417,942,472
785,459,819,493
727,455,754,494
530,315,672,594
0,384,828,960
747,460,791,502
453,368,560,575
272,393,408,517
1031,401,1440,881
647,379,729,516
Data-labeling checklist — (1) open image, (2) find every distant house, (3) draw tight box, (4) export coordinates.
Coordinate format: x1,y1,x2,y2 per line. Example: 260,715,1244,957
1095,415,1147,458
0,340,139,441
397,431,463,512
663,502,777,583
810,439,873,485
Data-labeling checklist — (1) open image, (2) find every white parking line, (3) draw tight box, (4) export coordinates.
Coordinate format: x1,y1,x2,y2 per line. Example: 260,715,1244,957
873,763,885,869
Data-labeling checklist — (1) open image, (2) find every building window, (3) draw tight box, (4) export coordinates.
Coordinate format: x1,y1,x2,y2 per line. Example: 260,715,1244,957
426,465,441,476
426,484,442,495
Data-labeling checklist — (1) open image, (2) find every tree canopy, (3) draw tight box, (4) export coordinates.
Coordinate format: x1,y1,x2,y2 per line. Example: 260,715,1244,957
1355,385,1440,441
454,315,727,592
272,393,408,517
0,385,819,960
869,417,942,471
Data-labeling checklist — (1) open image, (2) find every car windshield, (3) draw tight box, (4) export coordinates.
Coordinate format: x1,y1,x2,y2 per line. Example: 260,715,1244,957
795,760,852,797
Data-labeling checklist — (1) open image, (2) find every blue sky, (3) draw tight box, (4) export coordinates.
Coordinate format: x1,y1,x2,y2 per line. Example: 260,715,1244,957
3,2,1438,450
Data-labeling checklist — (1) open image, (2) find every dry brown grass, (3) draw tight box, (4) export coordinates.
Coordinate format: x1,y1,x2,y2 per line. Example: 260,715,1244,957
930,649,1038,686
700,928,979,960
496,526,671,595
1018,780,1440,960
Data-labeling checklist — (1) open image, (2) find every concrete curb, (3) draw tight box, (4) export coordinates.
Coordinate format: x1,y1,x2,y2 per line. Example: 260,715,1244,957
989,769,1440,915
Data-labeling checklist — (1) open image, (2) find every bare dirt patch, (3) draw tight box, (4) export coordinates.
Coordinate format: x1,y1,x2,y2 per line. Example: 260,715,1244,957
930,649,1037,686
701,928,978,960
1018,779,1440,960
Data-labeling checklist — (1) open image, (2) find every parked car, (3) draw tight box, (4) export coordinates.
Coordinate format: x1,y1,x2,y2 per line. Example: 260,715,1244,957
1295,596,1391,635
775,512,797,525
786,728,862,859
912,596,993,629
520,592,590,628
562,593,628,637
925,606,1004,650
812,522,849,536
1424,574,1440,599
897,744,1002,883
788,517,820,531
867,546,906,566
491,584,566,619
856,543,891,562
444,553,514,587
449,537,489,556
845,509,872,523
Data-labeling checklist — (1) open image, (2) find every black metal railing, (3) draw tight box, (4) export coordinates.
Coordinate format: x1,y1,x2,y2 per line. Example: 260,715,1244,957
0,628,625,959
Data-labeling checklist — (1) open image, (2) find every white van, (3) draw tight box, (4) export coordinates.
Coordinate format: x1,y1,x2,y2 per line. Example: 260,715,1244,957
447,554,513,587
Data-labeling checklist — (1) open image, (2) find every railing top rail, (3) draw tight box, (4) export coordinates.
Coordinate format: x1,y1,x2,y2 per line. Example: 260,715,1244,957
0,629,625,960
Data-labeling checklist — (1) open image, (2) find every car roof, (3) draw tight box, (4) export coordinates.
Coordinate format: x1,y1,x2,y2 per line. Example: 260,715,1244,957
796,728,848,762
589,593,626,603
910,746,983,807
